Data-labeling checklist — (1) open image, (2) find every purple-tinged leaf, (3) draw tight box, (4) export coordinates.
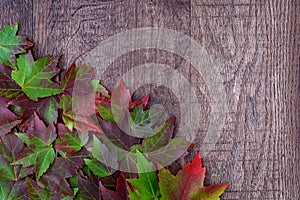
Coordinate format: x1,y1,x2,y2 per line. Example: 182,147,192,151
55,124,88,153
0,63,22,98
24,112,56,145
0,96,20,135
97,117,139,151
10,94,59,126
77,174,101,200
26,177,50,200
39,173,74,197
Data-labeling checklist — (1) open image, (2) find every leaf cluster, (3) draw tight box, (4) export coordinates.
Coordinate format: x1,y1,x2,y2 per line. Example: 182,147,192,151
0,23,229,200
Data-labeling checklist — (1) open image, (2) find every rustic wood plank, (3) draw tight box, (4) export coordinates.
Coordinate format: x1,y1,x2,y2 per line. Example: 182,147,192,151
1,0,299,199
0,0,33,39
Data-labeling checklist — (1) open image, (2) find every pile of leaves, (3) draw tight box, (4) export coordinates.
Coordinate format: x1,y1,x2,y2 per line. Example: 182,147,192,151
0,23,229,200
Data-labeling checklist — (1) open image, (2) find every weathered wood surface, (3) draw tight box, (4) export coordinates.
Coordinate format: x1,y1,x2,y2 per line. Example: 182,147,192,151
1,0,299,199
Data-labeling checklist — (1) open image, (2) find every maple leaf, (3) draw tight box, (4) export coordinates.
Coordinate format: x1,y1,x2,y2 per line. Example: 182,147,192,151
106,80,162,138
55,123,88,153
126,151,159,200
12,114,57,179
158,152,229,200
10,94,59,126
0,63,22,98
11,51,61,100
84,136,118,178
57,147,89,170
96,83,150,123
13,134,55,180
0,23,32,68
100,173,129,200
23,112,57,144
0,96,20,135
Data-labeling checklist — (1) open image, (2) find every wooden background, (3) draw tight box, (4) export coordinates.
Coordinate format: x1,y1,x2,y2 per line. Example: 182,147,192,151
1,0,299,199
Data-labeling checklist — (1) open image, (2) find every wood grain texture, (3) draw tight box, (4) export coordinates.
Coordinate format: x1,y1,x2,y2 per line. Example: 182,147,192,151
1,0,299,199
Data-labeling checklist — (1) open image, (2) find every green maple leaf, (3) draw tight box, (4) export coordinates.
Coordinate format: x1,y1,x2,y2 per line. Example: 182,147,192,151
11,51,61,100
12,133,55,180
158,152,229,200
126,151,159,200
0,23,32,68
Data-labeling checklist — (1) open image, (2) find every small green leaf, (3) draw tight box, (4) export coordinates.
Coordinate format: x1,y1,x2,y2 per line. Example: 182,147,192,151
84,159,111,178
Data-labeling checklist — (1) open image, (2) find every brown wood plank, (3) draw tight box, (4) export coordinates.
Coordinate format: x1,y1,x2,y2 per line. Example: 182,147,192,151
1,0,299,199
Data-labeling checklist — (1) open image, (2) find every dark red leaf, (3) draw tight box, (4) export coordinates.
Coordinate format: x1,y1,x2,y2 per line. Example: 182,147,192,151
100,173,129,200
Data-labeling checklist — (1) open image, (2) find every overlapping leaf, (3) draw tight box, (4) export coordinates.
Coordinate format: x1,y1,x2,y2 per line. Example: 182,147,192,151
76,174,101,200
84,136,118,178
55,123,88,153
60,94,102,133
26,177,50,200
0,23,230,200
39,157,78,197
0,179,28,200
